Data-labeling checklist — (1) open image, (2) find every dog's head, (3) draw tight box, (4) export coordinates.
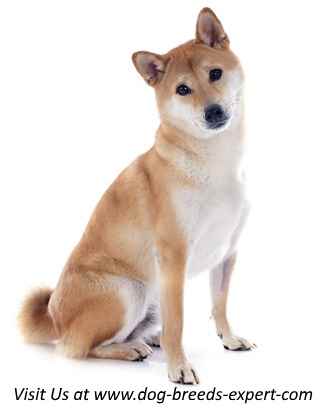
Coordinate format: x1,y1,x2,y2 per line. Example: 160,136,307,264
132,8,244,139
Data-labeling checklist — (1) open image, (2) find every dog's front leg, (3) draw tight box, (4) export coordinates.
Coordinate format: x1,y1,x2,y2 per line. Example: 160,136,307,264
210,253,256,351
157,242,199,385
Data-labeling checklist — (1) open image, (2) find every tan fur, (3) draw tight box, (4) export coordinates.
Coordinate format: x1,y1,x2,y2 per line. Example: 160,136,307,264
18,288,57,343
55,288,125,358
19,8,252,384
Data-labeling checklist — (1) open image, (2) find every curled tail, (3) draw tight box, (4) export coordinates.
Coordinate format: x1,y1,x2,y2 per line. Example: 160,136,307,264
18,288,57,343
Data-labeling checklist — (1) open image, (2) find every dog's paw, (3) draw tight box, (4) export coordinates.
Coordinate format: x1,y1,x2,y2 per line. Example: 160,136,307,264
147,333,161,348
168,361,199,385
220,334,256,351
127,341,153,361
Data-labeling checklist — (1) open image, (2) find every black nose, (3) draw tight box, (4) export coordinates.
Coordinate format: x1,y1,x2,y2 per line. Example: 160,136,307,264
204,104,228,128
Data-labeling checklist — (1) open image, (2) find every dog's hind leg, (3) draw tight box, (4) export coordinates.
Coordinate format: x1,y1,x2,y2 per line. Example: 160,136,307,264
126,303,161,347
54,274,153,361
56,291,126,359
210,253,256,351
143,304,161,347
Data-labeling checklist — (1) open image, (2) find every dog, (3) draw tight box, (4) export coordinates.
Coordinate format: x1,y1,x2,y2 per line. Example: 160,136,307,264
18,7,255,385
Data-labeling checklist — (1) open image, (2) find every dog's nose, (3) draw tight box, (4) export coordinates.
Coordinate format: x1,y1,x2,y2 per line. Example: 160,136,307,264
204,104,228,128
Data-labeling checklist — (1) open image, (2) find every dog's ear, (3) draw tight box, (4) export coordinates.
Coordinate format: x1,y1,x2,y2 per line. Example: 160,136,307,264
132,51,166,86
196,8,229,49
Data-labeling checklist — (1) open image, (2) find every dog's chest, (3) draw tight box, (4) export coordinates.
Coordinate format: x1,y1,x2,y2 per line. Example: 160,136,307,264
173,177,246,274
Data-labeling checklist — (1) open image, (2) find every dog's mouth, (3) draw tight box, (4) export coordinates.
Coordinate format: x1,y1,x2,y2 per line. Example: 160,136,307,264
190,113,232,138
200,114,231,134
205,116,230,130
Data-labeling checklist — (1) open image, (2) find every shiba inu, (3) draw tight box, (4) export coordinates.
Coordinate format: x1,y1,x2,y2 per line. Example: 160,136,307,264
18,7,255,385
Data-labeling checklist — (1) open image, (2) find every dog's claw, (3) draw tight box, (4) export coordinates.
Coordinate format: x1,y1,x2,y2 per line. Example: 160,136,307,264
131,344,152,361
174,370,195,385
224,345,250,351
191,369,200,384
133,349,148,361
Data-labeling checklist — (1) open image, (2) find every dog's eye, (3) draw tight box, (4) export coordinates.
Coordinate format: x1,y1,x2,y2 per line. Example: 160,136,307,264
176,84,192,96
209,68,223,82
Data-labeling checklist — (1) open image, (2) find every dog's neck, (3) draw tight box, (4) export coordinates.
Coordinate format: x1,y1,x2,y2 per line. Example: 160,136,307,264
154,110,246,183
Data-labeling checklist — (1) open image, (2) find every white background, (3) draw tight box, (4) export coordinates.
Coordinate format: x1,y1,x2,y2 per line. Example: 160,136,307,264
1,0,319,407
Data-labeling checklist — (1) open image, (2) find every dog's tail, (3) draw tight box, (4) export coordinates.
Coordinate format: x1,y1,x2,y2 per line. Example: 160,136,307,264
18,287,57,343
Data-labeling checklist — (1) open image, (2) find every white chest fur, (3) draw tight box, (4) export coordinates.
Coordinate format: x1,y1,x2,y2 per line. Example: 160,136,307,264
174,174,247,275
